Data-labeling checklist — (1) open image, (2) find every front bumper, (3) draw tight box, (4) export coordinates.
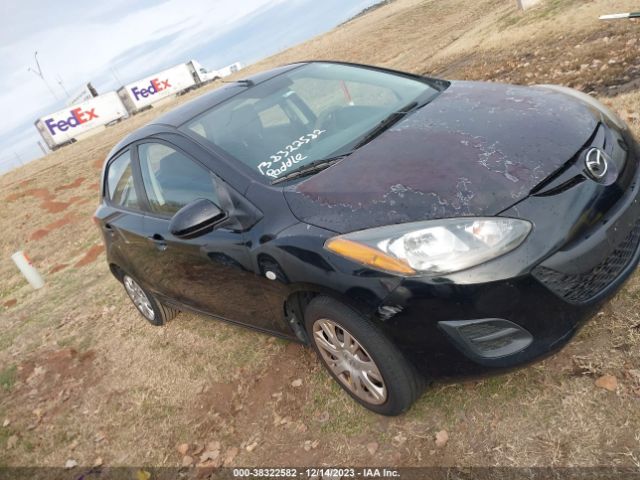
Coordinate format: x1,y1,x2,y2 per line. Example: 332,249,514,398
377,127,640,379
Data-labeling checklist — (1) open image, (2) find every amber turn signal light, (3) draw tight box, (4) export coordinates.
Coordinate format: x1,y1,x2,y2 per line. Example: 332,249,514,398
325,238,415,275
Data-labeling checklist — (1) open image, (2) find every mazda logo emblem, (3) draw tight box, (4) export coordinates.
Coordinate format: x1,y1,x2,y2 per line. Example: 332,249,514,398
584,148,609,180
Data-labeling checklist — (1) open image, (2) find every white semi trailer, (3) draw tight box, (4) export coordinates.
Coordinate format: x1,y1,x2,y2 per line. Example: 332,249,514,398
117,60,218,113
34,91,128,151
116,60,242,114
33,59,241,151
214,62,243,78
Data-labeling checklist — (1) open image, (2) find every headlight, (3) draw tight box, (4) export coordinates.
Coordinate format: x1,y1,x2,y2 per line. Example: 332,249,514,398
325,218,532,276
536,84,627,131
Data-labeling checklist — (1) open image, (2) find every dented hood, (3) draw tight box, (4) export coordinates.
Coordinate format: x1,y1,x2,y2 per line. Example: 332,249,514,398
284,81,599,233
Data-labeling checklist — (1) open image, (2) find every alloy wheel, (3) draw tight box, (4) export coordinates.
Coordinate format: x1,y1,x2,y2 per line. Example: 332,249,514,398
123,275,155,321
312,318,387,405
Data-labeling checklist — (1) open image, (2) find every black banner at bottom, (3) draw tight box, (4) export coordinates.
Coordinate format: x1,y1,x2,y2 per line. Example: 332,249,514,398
0,467,639,480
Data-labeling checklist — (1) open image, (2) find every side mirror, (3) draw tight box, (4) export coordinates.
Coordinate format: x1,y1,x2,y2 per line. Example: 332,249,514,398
169,198,226,239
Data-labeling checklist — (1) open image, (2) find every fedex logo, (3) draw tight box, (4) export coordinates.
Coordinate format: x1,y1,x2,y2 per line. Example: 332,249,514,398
44,107,98,136
131,78,171,101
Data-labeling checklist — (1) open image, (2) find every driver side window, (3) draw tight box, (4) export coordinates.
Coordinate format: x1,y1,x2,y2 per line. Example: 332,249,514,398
138,143,219,216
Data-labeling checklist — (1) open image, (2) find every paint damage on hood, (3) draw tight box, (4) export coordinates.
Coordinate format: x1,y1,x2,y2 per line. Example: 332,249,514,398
284,81,599,233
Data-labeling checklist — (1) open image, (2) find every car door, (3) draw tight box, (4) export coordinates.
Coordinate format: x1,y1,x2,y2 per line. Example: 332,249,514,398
134,139,291,336
101,149,150,282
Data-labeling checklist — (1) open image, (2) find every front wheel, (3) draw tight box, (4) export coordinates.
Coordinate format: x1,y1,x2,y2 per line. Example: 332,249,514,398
304,296,423,416
122,274,178,326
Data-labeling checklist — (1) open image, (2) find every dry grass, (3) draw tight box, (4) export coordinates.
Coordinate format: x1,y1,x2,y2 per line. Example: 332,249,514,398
1,0,640,468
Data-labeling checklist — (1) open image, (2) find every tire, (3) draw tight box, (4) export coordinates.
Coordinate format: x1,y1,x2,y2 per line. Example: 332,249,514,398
304,296,423,416
122,274,179,326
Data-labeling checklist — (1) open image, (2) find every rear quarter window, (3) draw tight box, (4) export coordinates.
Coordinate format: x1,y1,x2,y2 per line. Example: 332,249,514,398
106,150,139,209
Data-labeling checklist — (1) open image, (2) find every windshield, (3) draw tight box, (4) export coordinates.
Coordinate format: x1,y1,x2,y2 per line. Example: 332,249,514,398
180,63,439,183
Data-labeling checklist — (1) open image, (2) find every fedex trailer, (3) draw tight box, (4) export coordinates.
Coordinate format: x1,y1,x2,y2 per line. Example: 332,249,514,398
117,63,198,113
34,91,128,151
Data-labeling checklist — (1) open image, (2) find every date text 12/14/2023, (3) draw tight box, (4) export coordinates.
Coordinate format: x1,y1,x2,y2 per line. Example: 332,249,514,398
232,467,400,478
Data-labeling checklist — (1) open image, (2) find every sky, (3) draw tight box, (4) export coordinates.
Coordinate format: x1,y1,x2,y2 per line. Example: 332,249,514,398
0,0,381,173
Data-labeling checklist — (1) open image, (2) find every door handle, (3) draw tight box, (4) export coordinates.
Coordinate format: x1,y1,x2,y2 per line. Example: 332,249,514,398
147,234,168,251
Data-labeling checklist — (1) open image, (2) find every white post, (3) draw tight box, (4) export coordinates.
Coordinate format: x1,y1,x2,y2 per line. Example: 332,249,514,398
516,0,541,10
11,251,45,289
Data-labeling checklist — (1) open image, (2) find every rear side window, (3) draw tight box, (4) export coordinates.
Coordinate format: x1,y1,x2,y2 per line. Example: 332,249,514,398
258,104,292,127
291,78,398,115
106,150,139,209
138,143,218,216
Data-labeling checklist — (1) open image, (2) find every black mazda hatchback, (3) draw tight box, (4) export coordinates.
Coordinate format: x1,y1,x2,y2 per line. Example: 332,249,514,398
96,61,640,415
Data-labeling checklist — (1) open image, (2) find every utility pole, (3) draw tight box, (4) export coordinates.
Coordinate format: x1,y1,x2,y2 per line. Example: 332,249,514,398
13,151,24,166
37,141,48,156
56,75,70,99
27,51,58,101
110,66,124,86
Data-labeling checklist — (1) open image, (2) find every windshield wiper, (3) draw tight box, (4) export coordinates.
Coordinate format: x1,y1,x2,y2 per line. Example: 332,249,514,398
352,101,419,150
271,153,350,185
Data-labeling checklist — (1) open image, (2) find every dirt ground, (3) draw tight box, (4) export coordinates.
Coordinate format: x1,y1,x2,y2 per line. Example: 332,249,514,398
2,0,640,470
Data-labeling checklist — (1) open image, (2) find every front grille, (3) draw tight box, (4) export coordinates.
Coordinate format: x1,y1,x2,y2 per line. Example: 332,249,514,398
533,220,640,303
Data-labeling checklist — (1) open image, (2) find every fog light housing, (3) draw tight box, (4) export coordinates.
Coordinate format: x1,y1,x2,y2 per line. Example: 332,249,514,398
439,318,533,360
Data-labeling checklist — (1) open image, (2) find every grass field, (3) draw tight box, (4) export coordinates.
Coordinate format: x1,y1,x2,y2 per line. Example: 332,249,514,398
1,0,640,468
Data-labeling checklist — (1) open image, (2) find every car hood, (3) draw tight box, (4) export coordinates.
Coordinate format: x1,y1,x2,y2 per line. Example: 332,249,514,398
284,80,599,233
